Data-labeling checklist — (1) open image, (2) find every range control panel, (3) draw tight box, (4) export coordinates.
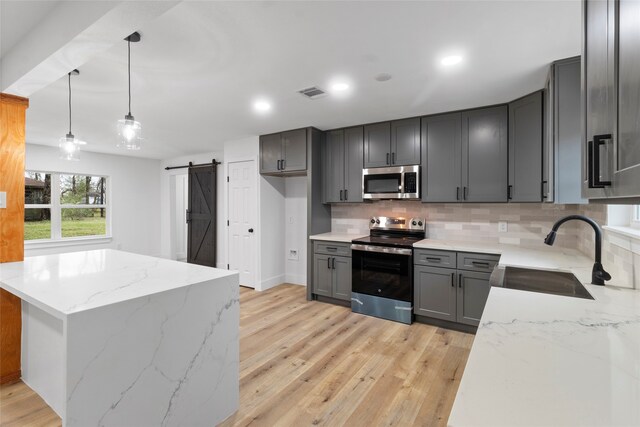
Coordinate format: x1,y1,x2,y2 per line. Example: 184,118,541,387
369,216,426,231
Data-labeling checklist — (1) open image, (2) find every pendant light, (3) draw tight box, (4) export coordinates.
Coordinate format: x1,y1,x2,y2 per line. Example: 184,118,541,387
117,32,143,150
59,69,86,161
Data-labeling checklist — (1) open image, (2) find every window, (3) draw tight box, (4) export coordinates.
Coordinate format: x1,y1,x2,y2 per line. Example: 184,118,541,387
24,171,109,241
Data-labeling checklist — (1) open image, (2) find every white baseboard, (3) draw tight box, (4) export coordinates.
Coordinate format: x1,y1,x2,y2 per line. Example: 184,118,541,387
259,274,286,291
285,274,307,286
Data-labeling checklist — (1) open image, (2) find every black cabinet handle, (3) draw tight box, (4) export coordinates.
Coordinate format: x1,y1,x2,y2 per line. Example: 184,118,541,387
186,209,191,223
332,257,336,269
392,152,395,165
344,189,348,200
277,159,282,170
463,187,468,201
541,181,547,199
326,247,337,252
451,272,455,287
327,257,331,269
456,187,460,201
386,153,390,165
340,189,343,201
281,159,286,170
471,261,490,267
459,273,463,288
507,185,513,200
589,134,612,188
425,257,442,262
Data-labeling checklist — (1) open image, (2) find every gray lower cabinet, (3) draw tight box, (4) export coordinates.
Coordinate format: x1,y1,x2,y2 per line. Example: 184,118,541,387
414,266,457,322
313,241,351,302
414,249,497,327
364,119,421,168
260,128,308,175
456,271,492,326
323,127,363,203
421,113,462,202
508,91,543,202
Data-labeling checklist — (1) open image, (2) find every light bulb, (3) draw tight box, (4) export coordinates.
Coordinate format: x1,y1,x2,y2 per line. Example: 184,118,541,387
117,115,142,150
59,133,80,160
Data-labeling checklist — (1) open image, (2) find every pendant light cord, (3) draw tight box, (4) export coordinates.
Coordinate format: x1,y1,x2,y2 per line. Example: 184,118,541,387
128,38,132,116
68,72,72,134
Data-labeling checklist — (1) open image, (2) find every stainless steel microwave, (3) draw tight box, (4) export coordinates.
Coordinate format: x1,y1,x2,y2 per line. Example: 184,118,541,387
362,165,420,200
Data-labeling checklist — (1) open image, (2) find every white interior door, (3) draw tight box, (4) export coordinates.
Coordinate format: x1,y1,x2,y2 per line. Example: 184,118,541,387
228,160,257,288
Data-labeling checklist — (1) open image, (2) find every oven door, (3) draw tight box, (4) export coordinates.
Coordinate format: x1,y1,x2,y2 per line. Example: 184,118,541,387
351,244,413,302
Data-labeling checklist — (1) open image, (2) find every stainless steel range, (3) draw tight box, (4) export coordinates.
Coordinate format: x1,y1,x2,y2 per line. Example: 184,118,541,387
351,216,426,324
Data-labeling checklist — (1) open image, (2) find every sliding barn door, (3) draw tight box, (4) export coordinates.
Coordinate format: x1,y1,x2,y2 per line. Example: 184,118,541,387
187,164,216,267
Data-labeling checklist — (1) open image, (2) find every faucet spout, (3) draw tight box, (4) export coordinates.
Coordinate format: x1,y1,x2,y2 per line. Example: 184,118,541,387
544,215,610,286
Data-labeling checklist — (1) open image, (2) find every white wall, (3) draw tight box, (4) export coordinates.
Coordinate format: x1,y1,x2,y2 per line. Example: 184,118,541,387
24,144,161,257
285,177,307,285
259,176,286,290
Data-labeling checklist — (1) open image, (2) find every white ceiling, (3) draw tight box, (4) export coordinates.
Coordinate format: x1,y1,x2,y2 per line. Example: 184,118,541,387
19,1,582,160
0,1,61,58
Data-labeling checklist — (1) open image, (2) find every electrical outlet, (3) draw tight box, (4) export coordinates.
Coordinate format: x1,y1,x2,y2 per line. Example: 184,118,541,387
288,249,299,261
498,221,508,233
0,191,6,209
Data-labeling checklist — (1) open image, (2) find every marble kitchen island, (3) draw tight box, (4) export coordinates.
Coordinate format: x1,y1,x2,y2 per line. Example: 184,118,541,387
0,249,239,427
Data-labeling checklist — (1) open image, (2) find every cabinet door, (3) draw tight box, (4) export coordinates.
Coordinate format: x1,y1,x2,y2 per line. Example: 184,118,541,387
391,118,421,166
456,271,491,326
363,122,391,168
582,0,616,199
260,133,282,174
282,128,307,172
543,70,554,202
462,106,508,202
324,130,345,203
508,92,543,202
615,0,640,197
414,266,457,322
313,254,332,297
344,126,364,202
332,256,352,301
422,113,462,202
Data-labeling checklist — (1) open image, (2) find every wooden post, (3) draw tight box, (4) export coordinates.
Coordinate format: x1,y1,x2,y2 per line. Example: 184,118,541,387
0,92,29,385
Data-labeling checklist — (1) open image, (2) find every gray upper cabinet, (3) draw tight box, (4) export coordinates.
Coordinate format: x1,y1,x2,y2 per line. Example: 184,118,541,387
364,122,391,168
422,113,462,202
260,128,308,175
260,133,282,174
582,0,640,200
462,106,509,202
391,118,421,166
323,127,363,203
364,119,421,168
508,91,543,202
414,265,457,322
456,271,492,326
282,129,307,172
547,57,586,204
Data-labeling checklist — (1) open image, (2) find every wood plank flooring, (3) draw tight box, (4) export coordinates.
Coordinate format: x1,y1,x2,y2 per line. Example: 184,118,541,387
0,284,473,427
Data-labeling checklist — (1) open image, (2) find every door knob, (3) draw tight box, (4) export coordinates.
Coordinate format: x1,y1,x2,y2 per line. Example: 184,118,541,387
248,228,254,233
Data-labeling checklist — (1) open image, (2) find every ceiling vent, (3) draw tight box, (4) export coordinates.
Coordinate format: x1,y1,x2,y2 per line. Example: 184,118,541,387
298,86,327,100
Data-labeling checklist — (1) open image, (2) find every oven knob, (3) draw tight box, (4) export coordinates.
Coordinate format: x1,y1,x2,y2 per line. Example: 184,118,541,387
418,221,423,226
412,220,417,226
375,219,380,224
370,218,376,224
378,289,382,293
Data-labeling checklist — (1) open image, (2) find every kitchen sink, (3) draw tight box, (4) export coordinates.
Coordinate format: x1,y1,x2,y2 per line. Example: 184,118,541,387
498,267,594,300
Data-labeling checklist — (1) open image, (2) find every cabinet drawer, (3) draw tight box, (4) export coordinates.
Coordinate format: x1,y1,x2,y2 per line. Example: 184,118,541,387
414,249,456,268
314,241,351,257
457,252,500,272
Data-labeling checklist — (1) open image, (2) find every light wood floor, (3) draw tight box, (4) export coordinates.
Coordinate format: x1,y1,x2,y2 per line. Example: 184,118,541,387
0,284,473,427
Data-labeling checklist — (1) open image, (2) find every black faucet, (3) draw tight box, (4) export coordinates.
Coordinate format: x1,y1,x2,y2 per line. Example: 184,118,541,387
544,215,611,285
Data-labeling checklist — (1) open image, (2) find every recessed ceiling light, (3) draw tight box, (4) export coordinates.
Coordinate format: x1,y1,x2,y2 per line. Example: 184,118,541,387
375,73,392,82
253,99,272,112
331,82,350,92
441,55,463,66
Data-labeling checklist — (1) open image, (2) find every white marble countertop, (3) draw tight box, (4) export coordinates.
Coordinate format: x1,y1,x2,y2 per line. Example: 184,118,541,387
0,249,236,319
309,232,366,243
444,241,640,426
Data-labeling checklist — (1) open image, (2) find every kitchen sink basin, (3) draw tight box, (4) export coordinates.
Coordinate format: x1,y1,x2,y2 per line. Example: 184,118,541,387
499,267,594,300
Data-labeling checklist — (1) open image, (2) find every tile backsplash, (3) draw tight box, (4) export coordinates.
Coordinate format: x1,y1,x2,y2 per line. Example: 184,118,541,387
332,202,581,249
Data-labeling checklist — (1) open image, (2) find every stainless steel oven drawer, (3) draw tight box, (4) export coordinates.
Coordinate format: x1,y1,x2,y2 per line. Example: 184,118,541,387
457,252,500,272
351,292,413,325
414,249,456,268
314,241,351,257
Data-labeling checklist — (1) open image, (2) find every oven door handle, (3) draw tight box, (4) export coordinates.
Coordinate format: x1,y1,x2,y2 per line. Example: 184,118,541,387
351,244,412,256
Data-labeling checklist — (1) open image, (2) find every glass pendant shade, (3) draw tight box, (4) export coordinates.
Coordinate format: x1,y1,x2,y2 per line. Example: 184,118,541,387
117,114,142,150
59,133,80,161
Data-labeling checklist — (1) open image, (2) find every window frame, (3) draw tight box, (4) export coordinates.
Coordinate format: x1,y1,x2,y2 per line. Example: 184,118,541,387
24,170,112,244
632,205,640,229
